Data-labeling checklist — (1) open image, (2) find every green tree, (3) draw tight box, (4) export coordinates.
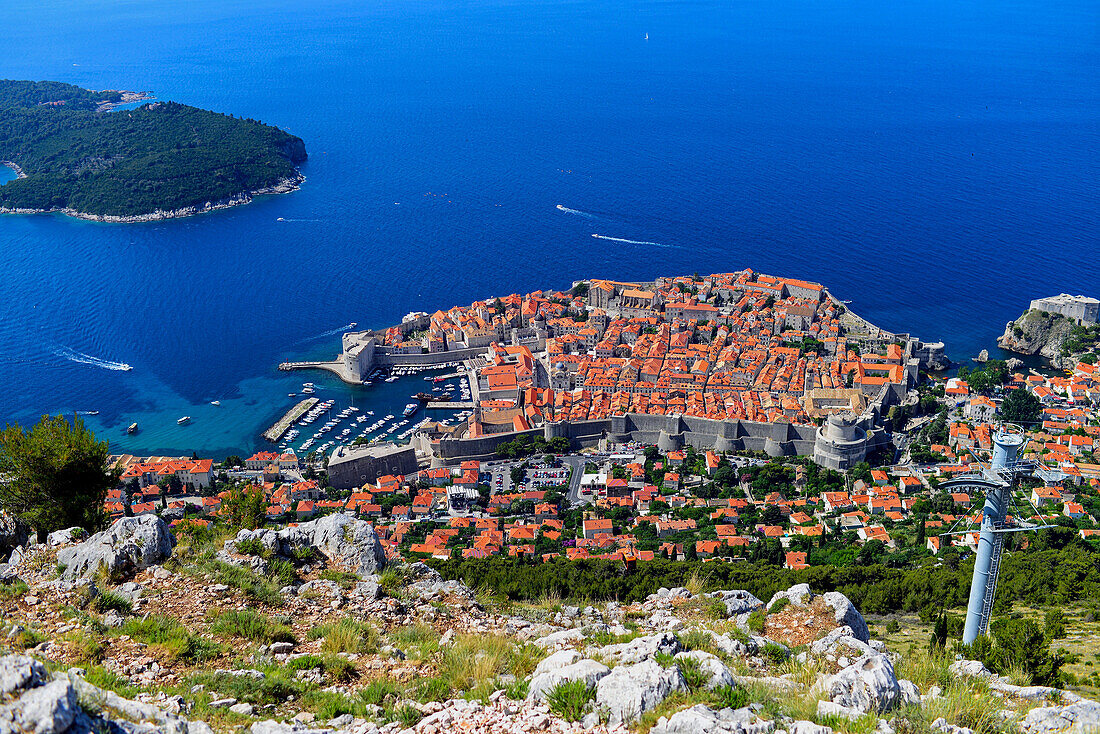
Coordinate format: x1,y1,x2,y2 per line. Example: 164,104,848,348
511,464,527,485
0,415,117,537
1001,388,1042,424
221,484,267,530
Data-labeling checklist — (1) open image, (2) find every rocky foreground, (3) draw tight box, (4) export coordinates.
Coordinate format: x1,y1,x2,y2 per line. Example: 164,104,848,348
0,512,1098,734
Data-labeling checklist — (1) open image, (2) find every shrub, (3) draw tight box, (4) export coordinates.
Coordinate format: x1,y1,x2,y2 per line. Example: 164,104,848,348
545,679,593,722
768,597,791,615
962,618,1064,686
209,609,295,644
761,643,789,664
678,656,709,690
712,684,749,709
234,538,269,557
747,609,766,633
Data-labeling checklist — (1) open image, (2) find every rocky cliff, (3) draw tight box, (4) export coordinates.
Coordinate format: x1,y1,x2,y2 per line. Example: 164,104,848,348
997,309,1096,370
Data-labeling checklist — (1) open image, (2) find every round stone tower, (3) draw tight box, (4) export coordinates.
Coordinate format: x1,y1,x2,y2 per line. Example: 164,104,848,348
813,412,868,470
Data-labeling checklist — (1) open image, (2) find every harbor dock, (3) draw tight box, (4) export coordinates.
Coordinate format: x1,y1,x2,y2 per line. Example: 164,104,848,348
263,397,319,442
425,401,476,409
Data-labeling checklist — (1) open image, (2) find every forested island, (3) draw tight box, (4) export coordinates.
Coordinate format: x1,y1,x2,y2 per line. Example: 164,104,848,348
0,80,306,221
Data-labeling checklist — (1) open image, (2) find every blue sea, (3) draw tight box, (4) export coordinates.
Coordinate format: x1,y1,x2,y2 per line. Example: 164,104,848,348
1,0,1097,457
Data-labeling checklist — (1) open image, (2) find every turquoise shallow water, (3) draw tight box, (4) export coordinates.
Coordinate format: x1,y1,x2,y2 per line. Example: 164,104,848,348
0,0,1097,457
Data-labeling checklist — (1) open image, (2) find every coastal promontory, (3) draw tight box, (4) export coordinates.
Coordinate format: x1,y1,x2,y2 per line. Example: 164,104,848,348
0,80,306,221
998,295,1100,369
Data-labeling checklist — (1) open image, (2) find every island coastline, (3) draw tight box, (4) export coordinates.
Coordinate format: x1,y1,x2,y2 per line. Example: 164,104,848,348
0,171,305,223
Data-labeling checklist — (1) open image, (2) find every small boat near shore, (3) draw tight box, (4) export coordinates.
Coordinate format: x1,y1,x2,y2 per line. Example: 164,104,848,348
127,422,138,434
210,400,221,406
177,416,191,425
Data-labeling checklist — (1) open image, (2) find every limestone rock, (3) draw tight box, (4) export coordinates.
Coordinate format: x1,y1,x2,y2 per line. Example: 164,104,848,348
650,704,775,734
527,654,609,702
948,660,993,679
711,589,764,617
279,512,387,575
599,632,680,665
0,677,78,734
56,515,175,582
0,654,47,696
0,512,30,564
822,592,869,643
595,659,686,725
789,721,835,734
768,583,814,609
234,512,386,576
810,626,874,659
1020,699,1100,734
828,653,900,713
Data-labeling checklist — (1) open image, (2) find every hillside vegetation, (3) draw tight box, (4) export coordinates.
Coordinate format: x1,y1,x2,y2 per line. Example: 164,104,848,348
0,79,306,218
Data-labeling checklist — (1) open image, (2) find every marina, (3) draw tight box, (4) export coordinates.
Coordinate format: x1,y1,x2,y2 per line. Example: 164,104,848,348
266,367,474,458
262,397,319,443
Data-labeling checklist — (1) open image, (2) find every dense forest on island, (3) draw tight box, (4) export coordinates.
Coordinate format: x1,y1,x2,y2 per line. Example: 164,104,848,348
0,80,306,217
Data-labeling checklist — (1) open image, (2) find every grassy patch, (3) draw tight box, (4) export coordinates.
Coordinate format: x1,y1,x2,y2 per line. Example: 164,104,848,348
747,609,766,634
209,609,295,644
286,653,359,683
90,590,132,615
234,538,270,557
191,670,302,706
192,555,283,606
545,679,593,722
68,631,106,663
677,656,710,691
768,597,791,615
319,569,361,589
308,617,379,654
0,580,29,599
388,623,440,659
119,615,223,662
357,677,405,706
679,629,718,655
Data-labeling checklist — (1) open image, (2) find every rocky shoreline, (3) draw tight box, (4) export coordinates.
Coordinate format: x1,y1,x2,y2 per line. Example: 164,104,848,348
0,160,27,179
0,171,304,223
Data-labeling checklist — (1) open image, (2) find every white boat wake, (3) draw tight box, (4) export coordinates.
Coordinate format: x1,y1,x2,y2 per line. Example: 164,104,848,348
591,233,672,248
300,323,358,343
55,346,132,371
556,204,599,219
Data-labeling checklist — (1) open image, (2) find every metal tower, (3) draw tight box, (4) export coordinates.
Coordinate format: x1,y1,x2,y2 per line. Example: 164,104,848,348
937,424,1052,644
